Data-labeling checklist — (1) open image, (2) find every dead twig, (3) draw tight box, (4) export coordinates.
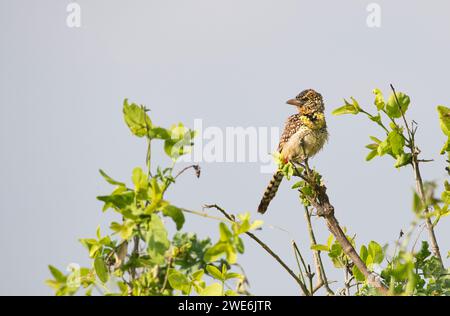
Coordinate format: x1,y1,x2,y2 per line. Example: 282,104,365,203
204,204,311,296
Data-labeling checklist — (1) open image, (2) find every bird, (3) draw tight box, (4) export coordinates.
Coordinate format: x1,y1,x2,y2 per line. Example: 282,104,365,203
257,89,328,214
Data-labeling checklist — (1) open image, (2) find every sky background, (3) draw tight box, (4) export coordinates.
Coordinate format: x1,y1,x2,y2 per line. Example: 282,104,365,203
1,0,449,295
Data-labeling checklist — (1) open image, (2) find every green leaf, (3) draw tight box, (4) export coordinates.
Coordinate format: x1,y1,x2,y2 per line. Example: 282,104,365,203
365,150,378,161
291,181,304,189
280,162,294,179
332,99,360,116
394,153,412,168
369,113,382,124
365,143,378,149
372,88,385,111
368,241,384,264
442,181,450,204
146,214,170,265
144,178,165,214
221,264,227,275
99,169,125,186
132,167,148,191
48,265,66,283
123,99,152,137
200,283,223,296
162,205,185,230
437,106,450,137
168,269,191,294
225,244,238,264
249,219,263,231
224,289,238,296
225,272,243,280
310,244,329,252
350,97,361,111
206,265,223,281
148,126,171,140
360,245,368,263
97,190,134,210
377,138,391,156
191,269,204,281
236,212,252,234
440,138,450,155
163,123,196,160
388,129,405,156
326,234,334,248
110,221,135,240
79,238,102,258
437,106,450,154
412,191,422,214
416,241,431,264
386,92,410,118
352,265,366,282
370,136,382,144
204,243,227,263
219,223,233,241
94,257,109,283
236,237,245,254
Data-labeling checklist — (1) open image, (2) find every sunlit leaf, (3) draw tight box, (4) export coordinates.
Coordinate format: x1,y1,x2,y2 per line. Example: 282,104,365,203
200,283,223,296
372,88,385,111
94,257,109,283
99,169,125,186
206,265,223,281
162,205,185,230
332,99,360,116
386,92,410,118
123,99,152,137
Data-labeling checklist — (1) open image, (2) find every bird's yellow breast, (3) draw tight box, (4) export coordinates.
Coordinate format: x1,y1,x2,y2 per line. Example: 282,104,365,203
281,114,328,163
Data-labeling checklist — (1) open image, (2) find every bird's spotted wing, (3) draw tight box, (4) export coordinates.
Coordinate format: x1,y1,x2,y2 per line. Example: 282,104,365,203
278,114,304,152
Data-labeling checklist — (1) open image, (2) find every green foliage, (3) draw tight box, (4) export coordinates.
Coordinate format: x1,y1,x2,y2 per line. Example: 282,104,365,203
332,87,415,168
47,91,449,297
331,87,449,296
46,99,257,296
437,106,450,154
204,214,262,264
385,92,410,118
332,97,361,116
381,242,449,296
123,99,152,137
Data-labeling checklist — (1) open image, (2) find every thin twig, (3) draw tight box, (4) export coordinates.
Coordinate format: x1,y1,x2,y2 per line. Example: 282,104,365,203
292,241,308,286
292,241,309,273
182,208,234,224
174,164,201,179
130,235,140,280
304,206,334,295
160,258,173,294
204,204,311,296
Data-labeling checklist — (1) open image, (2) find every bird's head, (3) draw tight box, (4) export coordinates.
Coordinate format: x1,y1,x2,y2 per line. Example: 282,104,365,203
286,89,324,115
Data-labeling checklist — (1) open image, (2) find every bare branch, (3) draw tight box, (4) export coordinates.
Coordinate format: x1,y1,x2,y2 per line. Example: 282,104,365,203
204,204,311,296
175,164,201,179
304,206,334,295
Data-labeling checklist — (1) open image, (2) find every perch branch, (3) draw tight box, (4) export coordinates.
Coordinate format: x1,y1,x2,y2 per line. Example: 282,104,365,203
294,166,389,295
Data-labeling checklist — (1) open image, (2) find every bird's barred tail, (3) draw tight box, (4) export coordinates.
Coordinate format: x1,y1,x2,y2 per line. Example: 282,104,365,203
257,171,284,214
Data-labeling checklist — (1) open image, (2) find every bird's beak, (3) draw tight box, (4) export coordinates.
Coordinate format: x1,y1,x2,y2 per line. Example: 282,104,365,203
286,98,302,106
